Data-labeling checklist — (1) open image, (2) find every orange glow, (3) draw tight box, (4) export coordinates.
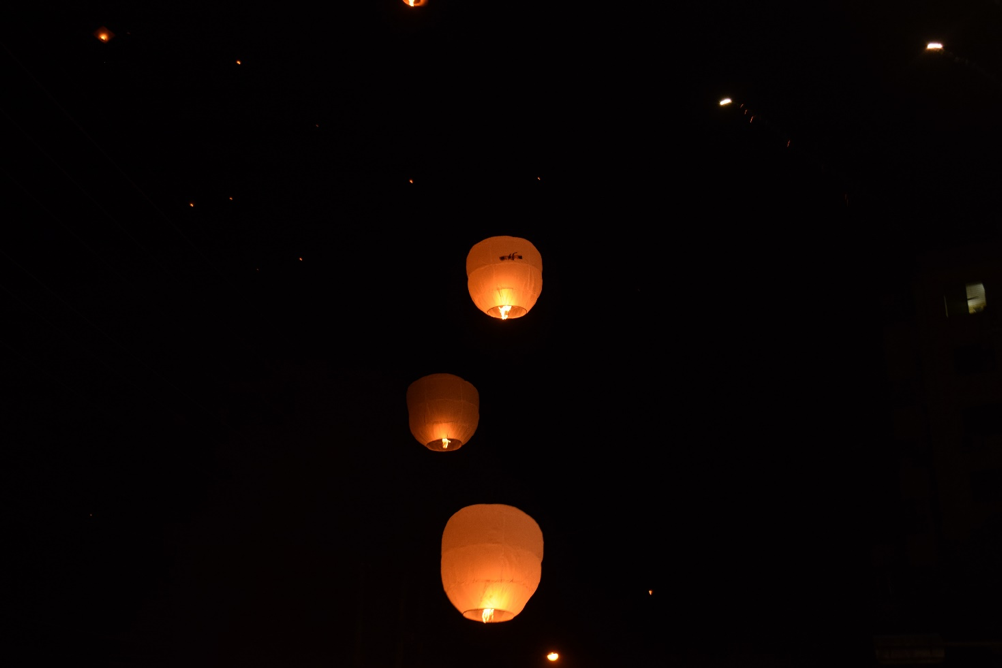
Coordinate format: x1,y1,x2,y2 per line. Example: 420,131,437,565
407,374,479,453
299,257,303,261
404,0,428,6
649,589,653,595
408,178,414,183
94,27,114,42
189,202,194,207
228,197,233,200
442,505,543,623
719,97,732,106
926,42,943,51
547,653,559,662
235,59,242,65
466,236,543,320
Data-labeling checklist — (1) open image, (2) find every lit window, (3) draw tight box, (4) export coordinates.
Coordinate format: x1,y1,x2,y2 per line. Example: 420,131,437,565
944,282,987,317
967,283,986,314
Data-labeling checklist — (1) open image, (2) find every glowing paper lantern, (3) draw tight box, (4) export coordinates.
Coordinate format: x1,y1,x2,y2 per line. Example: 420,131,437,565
403,0,427,6
466,236,543,320
441,504,543,622
406,374,479,452
93,27,114,42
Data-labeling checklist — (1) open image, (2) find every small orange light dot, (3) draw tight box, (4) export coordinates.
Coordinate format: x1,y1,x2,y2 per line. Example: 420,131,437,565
537,176,541,180
228,197,233,200
189,202,194,207
299,257,303,261
547,652,559,661
649,589,653,595
408,179,414,183
236,59,241,65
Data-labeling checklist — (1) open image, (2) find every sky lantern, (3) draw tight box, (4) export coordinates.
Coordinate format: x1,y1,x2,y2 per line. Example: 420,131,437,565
466,236,543,320
403,0,428,6
93,27,114,43
441,504,543,622
406,373,479,452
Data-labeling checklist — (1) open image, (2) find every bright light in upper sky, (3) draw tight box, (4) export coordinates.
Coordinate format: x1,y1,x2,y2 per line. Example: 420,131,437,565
547,652,559,661
719,98,732,106
926,42,943,50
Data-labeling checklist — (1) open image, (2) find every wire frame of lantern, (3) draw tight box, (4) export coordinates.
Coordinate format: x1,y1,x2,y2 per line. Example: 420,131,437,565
406,373,479,452
441,504,544,623
466,236,543,320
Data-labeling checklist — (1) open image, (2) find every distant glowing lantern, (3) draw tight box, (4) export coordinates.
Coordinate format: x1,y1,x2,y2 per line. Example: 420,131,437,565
441,504,543,623
547,652,559,661
93,27,114,42
466,236,543,320
406,374,479,452
403,0,427,6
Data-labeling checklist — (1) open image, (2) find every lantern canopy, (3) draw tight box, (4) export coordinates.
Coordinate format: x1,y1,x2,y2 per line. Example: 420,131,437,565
441,504,544,622
466,236,543,320
406,373,479,452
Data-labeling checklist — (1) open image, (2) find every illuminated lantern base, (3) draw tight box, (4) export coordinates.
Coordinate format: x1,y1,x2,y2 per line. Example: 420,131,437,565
425,437,463,452
463,607,514,623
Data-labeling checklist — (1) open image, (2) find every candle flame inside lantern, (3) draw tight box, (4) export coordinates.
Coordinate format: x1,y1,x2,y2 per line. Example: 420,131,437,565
482,608,495,623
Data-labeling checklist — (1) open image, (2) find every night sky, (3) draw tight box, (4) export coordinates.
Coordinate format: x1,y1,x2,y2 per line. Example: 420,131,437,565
5,2,1002,666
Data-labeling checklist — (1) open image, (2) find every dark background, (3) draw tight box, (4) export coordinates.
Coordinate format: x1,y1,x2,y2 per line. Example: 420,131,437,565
3,1,1001,666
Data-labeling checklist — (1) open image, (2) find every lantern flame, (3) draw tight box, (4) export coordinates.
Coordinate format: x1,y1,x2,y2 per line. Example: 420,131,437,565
498,305,512,320
442,438,450,449
482,608,495,623
926,42,943,51
547,652,559,661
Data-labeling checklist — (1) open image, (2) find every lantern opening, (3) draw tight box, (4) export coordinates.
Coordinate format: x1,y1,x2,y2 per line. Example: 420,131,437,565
462,607,513,623
425,438,462,452
486,304,527,320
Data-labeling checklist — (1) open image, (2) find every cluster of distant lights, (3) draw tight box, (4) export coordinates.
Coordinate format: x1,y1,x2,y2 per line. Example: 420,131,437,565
79,17,956,656
88,17,657,664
